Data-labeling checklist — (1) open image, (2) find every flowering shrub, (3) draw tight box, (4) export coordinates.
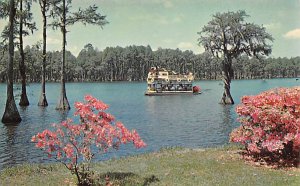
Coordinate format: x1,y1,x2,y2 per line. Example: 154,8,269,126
230,87,300,166
32,95,146,185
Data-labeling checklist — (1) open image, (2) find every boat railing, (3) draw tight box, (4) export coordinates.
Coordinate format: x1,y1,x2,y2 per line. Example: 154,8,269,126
147,74,194,81
168,74,193,80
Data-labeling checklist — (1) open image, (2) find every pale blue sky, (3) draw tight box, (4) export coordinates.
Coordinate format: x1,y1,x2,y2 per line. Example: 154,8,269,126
0,0,299,57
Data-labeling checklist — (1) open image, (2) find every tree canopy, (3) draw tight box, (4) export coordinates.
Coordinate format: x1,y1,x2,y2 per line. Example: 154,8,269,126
198,10,273,104
198,10,273,59
1,44,298,84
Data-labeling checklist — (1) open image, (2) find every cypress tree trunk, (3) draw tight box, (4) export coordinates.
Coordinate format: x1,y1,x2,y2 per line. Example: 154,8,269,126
2,0,22,124
38,0,48,106
56,0,70,110
220,60,234,105
19,0,30,106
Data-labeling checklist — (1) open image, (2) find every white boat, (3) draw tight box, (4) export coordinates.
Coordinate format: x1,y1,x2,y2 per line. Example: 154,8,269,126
145,67,201,96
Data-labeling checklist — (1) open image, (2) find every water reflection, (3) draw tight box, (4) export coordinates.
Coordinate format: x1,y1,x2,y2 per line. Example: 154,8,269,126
1,124,19,169
221,105,232,126
56,109,70,123
218,105,236,144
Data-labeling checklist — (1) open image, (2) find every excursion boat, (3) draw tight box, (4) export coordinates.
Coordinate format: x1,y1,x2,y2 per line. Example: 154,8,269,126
145,67,201,96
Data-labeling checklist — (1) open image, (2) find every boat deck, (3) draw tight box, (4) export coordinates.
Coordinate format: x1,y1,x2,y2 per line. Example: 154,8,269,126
145,91,201,96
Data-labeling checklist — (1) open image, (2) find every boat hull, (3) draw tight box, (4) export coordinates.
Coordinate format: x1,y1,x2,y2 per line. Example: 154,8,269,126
145,91,201,96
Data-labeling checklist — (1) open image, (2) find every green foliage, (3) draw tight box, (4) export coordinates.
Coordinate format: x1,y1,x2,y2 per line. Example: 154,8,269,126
0,0,10,19
49,0,108,30
198,10,273,59
68,5,108,26
0,44,299,83
198,10,274,104
0,0,37,45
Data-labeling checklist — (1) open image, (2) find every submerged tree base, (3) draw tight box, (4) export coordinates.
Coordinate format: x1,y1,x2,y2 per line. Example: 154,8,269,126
19,93,30,106
2,101,22,124
38,93,48,107
56,95,70,110
220,97,234,105
220,92,234,105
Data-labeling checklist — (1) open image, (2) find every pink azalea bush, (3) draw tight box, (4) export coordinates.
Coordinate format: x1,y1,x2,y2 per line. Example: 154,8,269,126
230,87,300,166
32,95,146,185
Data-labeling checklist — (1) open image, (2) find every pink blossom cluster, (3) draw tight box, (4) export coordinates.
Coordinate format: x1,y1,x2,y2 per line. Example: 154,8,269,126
230,87,300,155
32,95,146,169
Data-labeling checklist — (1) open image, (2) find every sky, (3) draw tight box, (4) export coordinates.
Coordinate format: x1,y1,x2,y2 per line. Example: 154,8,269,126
0,0,299,58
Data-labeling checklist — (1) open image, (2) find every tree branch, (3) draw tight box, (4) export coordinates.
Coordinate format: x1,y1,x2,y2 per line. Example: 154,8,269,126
66,5,108,27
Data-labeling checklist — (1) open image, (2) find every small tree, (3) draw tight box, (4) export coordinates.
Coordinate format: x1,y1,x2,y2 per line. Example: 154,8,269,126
50,0,108,110
230,87,300,167
32,95,146,185
198,10,273,104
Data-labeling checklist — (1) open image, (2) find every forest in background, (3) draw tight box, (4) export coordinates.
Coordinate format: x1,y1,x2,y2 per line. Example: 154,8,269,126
0,43,299,83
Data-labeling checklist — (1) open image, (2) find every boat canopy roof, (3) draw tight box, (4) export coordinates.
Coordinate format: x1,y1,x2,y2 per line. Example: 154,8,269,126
147,67,194,83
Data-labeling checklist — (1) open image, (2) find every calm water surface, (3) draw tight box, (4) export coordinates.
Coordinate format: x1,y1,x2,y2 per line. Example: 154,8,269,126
0,78,299,170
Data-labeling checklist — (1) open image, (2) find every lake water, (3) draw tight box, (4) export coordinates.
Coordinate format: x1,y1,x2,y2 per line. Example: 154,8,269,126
0,78,299,170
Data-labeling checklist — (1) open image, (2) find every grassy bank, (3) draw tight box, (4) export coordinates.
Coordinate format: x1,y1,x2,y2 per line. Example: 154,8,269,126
1,146,299,185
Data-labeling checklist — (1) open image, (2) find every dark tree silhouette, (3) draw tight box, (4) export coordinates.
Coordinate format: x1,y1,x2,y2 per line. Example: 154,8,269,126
0,44,298,84
37,0,48,106
198,10,273,104
1,0,21,124
18,0,36,106
37,0,59,106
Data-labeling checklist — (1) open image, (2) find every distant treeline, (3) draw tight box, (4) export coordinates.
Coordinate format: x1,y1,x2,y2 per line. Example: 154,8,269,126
0,44,299,82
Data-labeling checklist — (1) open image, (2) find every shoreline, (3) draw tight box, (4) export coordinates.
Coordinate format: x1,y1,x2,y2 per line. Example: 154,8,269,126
2,77,299,84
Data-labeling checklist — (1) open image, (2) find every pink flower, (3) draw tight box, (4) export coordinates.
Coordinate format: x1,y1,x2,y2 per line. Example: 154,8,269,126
31,136,37,142
293,133,300,148
230,86,300,158
32,95,146,179
247,143,260,153
250,110,260,123
36,141,45,148
84,95,94,102
63,144,74,158
57,152,62,159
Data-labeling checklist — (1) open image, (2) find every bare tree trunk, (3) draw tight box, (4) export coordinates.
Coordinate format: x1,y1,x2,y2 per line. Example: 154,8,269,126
19,0,29,106
220,61,234,104
56,0,70,110
38,0,48,106
2,0,22,124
